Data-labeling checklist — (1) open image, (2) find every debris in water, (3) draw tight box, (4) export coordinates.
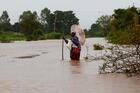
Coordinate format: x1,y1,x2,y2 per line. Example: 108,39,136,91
16,54,40,59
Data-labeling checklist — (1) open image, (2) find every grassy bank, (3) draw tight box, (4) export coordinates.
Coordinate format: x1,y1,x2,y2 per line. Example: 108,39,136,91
0,32,66,43
0,32,25,43
44,32,63,39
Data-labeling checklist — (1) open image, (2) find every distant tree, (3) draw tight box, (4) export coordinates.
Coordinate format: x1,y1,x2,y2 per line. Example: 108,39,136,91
53,10,79,34
88,15,111,37
0,11,11,31
53,11,64,32
108,6,140,44
12,22,20,32
88,23,102,37
62,11,79,34
40,8,79,34
40,8,51,32
19,11,44,40
111,7,138,31
96,15,111,36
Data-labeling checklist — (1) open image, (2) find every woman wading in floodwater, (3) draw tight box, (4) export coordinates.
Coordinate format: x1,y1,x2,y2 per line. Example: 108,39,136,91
63,32,81,60
63,25,85,61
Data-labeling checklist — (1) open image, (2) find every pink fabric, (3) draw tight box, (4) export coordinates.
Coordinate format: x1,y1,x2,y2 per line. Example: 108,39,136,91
71,25,85,46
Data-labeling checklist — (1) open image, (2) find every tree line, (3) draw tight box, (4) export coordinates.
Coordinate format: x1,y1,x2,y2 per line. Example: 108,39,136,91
0,7,79,41
0,6,140,42
98,6,140,76
86,6,140,44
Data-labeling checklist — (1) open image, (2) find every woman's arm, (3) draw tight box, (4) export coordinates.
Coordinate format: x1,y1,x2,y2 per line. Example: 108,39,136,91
63,37,68,44
71,36,80,46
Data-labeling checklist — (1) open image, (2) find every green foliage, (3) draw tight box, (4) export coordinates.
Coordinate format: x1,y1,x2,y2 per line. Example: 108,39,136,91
107,6,140,45
19,11,44,41
96,15,111,36
88,15,111,37
12,22,20,32
41,10,79,33
1,6,139,43
0,32,25,43
0,8,79,41
32,29,45,40
0,11,11,31
45,32,62,39
111,7,138,31
87,24,102,37
40,8,51,32
107,30,133,44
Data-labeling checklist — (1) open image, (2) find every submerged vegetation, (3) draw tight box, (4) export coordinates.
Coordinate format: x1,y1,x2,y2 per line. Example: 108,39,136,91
99,45,140,76
83,6,140,76
97,6,140,76
93,43,104,50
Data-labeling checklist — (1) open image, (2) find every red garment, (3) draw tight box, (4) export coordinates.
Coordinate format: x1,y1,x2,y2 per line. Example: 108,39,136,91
70,47,81,60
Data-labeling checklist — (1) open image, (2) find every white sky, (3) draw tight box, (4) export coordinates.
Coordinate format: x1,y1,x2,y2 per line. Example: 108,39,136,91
0,0,140,29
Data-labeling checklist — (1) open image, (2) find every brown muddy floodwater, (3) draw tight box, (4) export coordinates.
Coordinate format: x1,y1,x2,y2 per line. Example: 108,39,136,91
0,38,140,93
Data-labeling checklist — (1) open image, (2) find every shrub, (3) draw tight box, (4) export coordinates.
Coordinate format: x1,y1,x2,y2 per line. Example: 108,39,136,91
100,26,140,76
0,32,25,43
32,29,45,40
93,43,104,50
45,32,62,39
0,35,12,43
107,30,132,44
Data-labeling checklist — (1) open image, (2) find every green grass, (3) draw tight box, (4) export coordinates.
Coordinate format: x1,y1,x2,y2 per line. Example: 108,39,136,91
0,32,25,43
44,32,63,39
0,31,72,43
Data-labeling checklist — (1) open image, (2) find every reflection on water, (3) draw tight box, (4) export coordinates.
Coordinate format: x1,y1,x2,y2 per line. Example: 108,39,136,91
16,54,40,59
70,60,80,66
69,60,82,74
0,38,140,93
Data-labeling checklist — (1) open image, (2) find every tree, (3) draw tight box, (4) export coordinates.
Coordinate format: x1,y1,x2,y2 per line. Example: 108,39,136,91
53,11,63,32
108,6,140,44
88,15,111,37
0,11,11,31
99,7,140,76
12,22,20,32
96,15,111,36
53,10,79,34
88,23,104,37
111,7,138,31
40,8,51,32
62,11,79,34
40,9,79,33
19,11,44,40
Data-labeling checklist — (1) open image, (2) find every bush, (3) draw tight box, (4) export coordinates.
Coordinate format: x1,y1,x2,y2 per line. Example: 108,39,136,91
32,29,45,40
100,26,140,76
0,35,12,43
0,32,25,43
45,32,62,39
23,29,45,41
93,43,104,50
107,30,134,44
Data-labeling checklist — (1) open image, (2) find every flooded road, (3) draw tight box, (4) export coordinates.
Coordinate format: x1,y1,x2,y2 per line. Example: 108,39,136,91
0,38,140,93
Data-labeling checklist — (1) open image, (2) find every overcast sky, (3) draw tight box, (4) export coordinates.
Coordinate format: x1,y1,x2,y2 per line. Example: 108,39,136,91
0,0,140,28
